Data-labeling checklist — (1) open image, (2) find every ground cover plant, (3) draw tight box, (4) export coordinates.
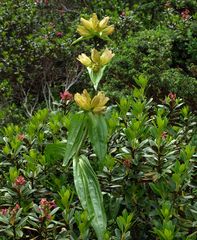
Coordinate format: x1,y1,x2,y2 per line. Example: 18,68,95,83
0,2,197,240
0,0,197,127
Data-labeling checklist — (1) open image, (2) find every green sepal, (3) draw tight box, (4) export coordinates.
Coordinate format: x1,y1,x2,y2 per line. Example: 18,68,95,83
87,66,106,90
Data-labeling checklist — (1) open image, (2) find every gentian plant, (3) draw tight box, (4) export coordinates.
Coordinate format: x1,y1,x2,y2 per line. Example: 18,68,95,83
46,12,115,240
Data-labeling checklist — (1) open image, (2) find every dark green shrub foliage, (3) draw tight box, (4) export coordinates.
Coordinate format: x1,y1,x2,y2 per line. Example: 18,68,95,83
0,0,82,120
0,79,196,239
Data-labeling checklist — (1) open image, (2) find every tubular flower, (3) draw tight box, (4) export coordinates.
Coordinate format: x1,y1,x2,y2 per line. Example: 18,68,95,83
77,53,92,67
77,48,114,72
100,48,115,65
74,89,92,111
91,91,109,113
75,13,114,42
74,89,109,113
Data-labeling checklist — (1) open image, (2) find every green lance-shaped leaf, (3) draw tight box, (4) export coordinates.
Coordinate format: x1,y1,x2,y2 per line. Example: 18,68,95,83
87,66,106,91
45,143,67,165
63,113,87,166
73,155,107,240
88,112,108,162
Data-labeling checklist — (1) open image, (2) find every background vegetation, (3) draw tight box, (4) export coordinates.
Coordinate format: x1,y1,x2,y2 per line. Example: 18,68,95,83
0,0,197,125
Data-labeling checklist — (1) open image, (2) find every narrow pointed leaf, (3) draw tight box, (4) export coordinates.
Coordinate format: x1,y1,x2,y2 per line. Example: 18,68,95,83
45,143,67,165
63,113,87,166
73,155,106,240
88,112,108,162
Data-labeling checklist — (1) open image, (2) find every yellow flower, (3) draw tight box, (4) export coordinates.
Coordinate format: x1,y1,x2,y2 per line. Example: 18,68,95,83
76,25,90,37
99,17,109,29
91,92,109,113
74,89,92,111
77,48,114,72
100,25,114,36
100,48,115,65
74,89,109,113
91,49,100,63
76,13,114,40
77,54,92,67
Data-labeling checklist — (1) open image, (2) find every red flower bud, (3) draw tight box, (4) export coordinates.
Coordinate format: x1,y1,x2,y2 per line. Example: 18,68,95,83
1,208,7,215
15,176,26,186
60,91,73,101
161,131,167,140
56,31,63,37
12,203,20,214
40,198,48,207
181,9,190,20
17,134,25,141
168,92,176,101
123,159,131,168
49,200,56,209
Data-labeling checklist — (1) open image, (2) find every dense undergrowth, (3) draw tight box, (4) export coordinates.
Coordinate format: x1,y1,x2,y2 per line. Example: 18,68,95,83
0,80,196,239
0,0,197,239
0,0,197,126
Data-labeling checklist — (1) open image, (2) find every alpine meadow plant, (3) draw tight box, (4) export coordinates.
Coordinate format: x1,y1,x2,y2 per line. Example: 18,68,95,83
0,10,196,240
46,12,115,240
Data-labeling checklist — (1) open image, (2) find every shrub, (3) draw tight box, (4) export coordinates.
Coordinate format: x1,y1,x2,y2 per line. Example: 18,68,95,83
0,78,196,239
0,0,82,120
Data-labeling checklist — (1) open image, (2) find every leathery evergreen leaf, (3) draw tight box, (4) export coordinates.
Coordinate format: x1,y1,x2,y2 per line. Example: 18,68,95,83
88,112,108,162
63,113,87,166
73,155,107,240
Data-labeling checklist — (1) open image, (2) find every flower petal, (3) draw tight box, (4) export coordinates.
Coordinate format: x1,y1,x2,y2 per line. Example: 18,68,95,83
77,25,91,37
101,25,114,35
77,53,92,67
99,16,109,29
80,17,93,30
93,106,106,113
91,48,101,63
100,49,115,65
90,13,99,30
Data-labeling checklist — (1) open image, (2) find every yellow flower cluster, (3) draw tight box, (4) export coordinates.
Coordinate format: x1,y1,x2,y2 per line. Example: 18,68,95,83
77,48,114,72
74,89,109,113
77,13,114,39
